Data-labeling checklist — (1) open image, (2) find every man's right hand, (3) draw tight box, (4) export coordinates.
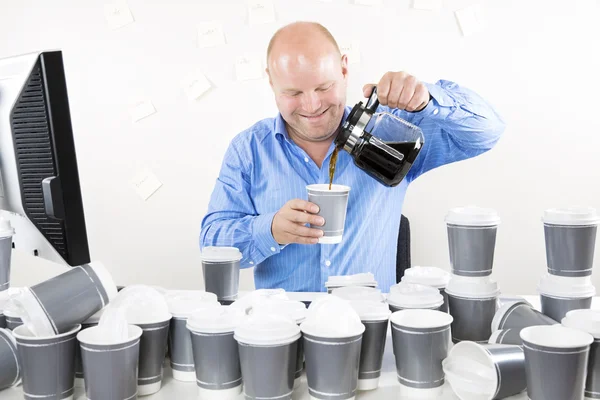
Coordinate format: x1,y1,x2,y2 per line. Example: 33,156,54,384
272,199,325,245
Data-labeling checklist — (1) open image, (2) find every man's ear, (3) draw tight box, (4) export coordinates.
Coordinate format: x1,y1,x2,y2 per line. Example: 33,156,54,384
340,55,349,80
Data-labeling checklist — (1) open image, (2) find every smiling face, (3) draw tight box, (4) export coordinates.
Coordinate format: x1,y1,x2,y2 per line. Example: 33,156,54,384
267,23,348,143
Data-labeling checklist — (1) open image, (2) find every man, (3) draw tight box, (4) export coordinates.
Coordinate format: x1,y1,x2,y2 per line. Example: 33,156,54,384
200,21,505,292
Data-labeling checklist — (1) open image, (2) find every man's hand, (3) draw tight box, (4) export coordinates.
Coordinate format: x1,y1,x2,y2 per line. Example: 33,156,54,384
363,72,430,112
272,199,324,245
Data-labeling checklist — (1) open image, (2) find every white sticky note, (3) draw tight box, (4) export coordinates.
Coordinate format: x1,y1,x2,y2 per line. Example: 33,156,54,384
455,3,485,36
354,0,382,6
131,169,163,201
197,21,226,48
104,1,134,30
412,0,442,11
182,71,212,101
339,41,361,65
235,55,263,81
248,0,276,25
129,99,156,123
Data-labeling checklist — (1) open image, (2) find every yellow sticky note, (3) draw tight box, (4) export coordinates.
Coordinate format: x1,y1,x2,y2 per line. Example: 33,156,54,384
104,1,134,30
131,169,163,201
248,0,276,25
339,41,361,65
129,99,156,123
182,71,212,101
235,55,263,81
197,21,226,48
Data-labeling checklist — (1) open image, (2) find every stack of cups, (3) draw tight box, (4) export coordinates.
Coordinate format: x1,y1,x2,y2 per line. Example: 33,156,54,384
386,282,444,312
0,216,14,294
562,309,600,400
325,273,377,293
446,275,500,343
445,207,501,343
348,300,391,391
251,299,308,388
235,314,301,400
400,266,451,312
390,309,453,398
201,246,242,304
107,285,172,396
165,290,220,381
187,305,246,399
300,296,365,400
539,207,599,321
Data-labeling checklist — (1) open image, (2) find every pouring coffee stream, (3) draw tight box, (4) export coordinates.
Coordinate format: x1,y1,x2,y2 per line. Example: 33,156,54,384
328,87,424,189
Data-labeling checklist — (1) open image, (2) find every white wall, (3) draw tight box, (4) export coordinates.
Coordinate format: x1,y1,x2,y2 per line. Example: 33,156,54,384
2,0,600,294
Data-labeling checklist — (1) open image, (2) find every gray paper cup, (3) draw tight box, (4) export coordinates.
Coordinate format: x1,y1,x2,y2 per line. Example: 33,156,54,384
491,300,558,332
137,320,171,396
521,325,594,400
390,309,453,397
235,314,301,400
11,262,117,336
13,324,81,400
348,300,391,391
489,328,525,345
201,247,242,301
0,328,21,390
538,274,596,322
74,313,100,387
187,306,245,399
78,324,143,400
444,341,526,400
541,294,593,322
562,309,600,400
0,219,14,292
307,184,350,244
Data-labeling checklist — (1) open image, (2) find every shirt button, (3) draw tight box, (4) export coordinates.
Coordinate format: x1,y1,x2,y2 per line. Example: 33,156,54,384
325,260,331,267
249,261,254,265
271,247,276,252
433,108,439,115
304,157,309,163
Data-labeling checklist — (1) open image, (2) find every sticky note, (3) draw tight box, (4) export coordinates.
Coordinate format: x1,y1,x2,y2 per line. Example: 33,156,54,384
339,41,361,65
235,55,263,81
354,0,382,5
182,71,212,101
129,99,156,122
104,1,134,30
248,0,276,25
197,21,226,48
455,3,485,36
131,169,163,201
412,0,442,11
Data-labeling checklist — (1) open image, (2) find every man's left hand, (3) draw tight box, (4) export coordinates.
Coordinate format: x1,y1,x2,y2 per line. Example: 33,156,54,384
363,72,430,112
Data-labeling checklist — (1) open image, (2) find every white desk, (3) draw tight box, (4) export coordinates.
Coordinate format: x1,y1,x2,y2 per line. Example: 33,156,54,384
6,294,586,400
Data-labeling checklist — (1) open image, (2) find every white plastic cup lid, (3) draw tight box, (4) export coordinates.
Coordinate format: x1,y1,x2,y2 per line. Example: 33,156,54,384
537,274,596,298
542,207,600,226
234,313,300,346
300,295,365,338
387,283,444,309
442,341,498,399
187,305,246,334
401,266,450,288
77,324,142,346
325,273,377,288
250,299,307,324
306,184,351,194
165,290,220,318
390,308,453,329
107,285,171,324
445,206,501,227
331,286,384,303
562,309,600,339
349,300,391,321
200,246,242,262
229,289,289,314
520,325,594,349
445,275,500,299
0,216,14,239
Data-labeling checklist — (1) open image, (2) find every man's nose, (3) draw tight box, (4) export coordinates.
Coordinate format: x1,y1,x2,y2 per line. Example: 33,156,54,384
302,92,322,114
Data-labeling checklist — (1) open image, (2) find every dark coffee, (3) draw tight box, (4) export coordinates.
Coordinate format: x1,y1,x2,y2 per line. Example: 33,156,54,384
328,147,340,190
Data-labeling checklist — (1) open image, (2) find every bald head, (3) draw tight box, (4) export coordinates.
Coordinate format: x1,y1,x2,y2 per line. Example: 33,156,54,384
267,22,341,67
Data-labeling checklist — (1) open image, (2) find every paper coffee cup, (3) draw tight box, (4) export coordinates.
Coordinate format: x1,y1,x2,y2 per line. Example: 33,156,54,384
0,328,20,390
201,246,242,301
401,266,450,312
325,273,377,293
538,274,596,322
387,282,444,312
445,206,500,277
307,184,351,244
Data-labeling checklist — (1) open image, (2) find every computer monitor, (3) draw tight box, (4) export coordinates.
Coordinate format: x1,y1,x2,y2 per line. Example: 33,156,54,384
0,50,90,266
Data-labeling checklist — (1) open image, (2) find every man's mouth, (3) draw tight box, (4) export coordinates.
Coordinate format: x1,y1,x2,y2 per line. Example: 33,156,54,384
300,108,329,120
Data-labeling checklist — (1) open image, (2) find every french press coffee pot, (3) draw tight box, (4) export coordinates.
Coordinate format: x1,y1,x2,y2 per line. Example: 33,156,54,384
334,87,425,187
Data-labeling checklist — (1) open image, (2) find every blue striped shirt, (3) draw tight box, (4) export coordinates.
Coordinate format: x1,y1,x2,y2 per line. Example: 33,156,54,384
200,80,505,292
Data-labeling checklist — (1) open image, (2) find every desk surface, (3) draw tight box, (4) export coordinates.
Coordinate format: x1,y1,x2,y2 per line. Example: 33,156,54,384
5,294,578,400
